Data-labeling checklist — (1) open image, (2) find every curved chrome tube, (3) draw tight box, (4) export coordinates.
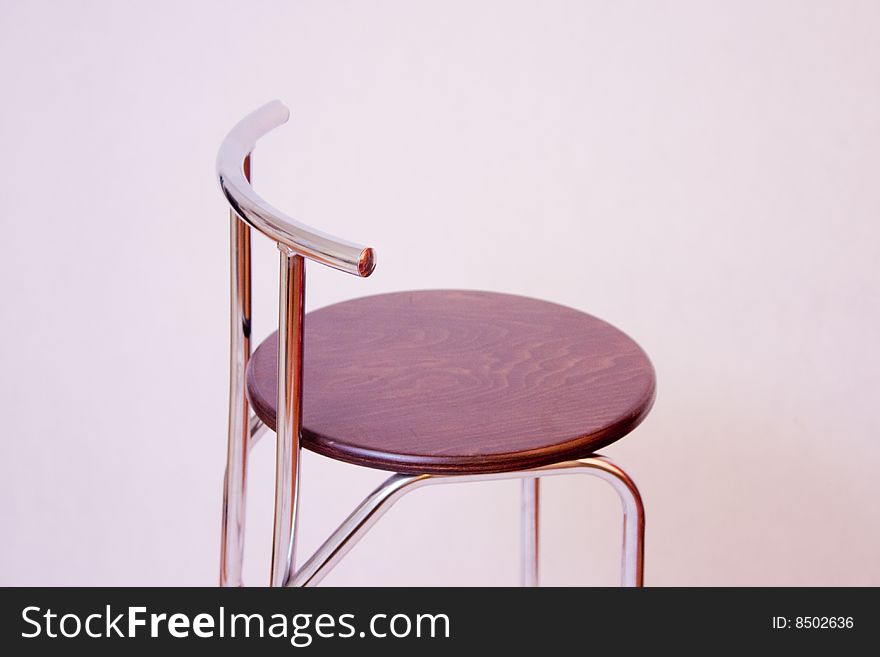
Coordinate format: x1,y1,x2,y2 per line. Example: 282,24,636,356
216,100,376,276
288,473,431,587
289,456,644,587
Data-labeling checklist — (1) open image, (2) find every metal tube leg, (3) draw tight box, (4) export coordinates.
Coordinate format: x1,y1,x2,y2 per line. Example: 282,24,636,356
286,456,642,588
248,414,268,448
520,478,539,587
289,473,431,587
219,156,252,588
617,475,645,588
270,249,305,587
575,457,645,587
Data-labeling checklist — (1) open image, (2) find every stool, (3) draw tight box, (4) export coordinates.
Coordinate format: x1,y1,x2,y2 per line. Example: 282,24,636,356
217,101,655,587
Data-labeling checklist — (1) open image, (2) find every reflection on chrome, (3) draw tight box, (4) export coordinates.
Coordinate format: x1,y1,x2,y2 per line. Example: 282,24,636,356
216,100,375,277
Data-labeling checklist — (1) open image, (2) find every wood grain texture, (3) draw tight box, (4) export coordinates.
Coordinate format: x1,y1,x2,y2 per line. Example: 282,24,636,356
247,290,655,474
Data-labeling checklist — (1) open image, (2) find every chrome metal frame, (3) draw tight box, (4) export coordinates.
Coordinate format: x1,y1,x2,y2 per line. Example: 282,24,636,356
217,101,646,588
218,156,252,588
216,100,375,277
289,456,644,587
521,478,540,587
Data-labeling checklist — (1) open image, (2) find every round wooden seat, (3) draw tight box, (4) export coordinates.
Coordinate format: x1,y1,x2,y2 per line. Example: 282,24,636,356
247,290,655,475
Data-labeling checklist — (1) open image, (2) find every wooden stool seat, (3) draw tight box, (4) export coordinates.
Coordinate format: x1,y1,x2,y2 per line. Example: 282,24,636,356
247,290,655,475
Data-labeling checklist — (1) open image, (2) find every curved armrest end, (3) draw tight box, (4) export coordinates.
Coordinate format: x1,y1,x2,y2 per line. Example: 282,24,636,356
217,101,376,278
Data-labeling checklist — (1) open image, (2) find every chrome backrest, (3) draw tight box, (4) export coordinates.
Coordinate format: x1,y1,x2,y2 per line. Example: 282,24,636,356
216,100,375,276
216,101,375,587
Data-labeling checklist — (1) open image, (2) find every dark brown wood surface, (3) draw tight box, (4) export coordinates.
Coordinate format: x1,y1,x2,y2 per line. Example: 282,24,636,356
247,290,655,474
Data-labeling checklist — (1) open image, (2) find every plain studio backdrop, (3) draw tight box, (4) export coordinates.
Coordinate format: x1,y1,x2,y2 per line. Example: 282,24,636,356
1,0,878,586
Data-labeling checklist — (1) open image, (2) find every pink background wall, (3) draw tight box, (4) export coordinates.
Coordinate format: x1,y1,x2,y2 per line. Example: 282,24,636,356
1,0,878,585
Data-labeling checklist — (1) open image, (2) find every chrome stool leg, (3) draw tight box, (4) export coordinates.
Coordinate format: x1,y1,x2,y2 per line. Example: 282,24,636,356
219,177,253,588
572,457,645,587
287,456,644,587
289,474,430,587
520,478,540,587
272,249,306,587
